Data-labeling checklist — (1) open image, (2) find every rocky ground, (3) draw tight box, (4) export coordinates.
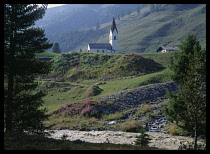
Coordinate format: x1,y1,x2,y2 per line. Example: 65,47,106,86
45,82,205,150
46,130,205,150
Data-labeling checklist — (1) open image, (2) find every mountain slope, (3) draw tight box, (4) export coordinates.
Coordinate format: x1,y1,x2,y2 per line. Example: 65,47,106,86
41,4,206,53
98,4,206,53
35,4,141,34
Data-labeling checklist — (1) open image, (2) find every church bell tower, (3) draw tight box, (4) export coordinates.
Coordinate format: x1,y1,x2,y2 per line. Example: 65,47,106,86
109,17,118,53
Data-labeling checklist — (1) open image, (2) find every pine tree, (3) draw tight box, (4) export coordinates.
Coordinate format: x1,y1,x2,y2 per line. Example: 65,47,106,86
4,4,52,133
52,42,61,53
135,128,151,146
164,34,206,149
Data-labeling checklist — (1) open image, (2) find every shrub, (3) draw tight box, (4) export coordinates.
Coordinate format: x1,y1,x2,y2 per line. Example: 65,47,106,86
135,128,152,146
79,123,87,131
165,123,189,136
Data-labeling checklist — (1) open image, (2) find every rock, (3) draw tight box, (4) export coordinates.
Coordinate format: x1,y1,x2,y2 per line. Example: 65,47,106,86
108,121,116,125
46,130,204,150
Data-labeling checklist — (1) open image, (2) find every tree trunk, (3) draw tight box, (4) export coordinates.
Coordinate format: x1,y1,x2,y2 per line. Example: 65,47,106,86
5,5,16,132
193,108,198,150
5,71,14,132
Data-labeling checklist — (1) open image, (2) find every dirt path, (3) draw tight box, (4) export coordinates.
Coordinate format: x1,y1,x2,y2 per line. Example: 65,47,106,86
46,130,204,150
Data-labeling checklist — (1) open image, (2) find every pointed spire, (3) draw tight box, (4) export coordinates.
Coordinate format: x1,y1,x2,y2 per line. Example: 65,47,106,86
110,17,118,33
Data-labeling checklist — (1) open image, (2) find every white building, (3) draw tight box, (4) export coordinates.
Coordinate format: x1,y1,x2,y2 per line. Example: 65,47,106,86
156,46,180,53
87,18,118,54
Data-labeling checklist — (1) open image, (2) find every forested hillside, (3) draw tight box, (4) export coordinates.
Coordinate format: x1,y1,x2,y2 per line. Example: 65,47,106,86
36,4,206,53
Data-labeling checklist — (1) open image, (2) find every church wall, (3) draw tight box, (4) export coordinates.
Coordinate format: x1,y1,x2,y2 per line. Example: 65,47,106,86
89,48,108,54
88,48,116,54
109,29,118,51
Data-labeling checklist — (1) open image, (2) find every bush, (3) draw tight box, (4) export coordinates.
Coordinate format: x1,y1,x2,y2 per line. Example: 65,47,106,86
79,123,87,131
165,123,189,136
135,128,152,146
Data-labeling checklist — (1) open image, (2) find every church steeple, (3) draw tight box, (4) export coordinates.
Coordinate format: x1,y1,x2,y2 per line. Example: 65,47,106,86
109,17,118,52
110,17,118,33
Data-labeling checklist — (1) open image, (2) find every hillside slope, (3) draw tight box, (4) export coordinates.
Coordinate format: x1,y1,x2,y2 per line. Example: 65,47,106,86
97,4,206,53
38,52,173,113
44,4,206,53
52,52,164,81
35,4,140,34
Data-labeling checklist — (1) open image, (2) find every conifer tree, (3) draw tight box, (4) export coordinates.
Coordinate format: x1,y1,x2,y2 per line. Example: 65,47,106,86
164,34,206,149
135,128,151,146
4,4,52,133
52,42,61,53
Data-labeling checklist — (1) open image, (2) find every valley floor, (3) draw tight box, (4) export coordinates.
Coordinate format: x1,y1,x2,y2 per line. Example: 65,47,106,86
46,130,205,150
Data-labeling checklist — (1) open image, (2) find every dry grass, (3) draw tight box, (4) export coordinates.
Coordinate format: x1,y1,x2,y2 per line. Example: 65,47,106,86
118,120,143,132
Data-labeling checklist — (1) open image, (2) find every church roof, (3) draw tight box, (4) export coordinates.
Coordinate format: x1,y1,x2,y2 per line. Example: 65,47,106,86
88,43,112,49
110,17,118,33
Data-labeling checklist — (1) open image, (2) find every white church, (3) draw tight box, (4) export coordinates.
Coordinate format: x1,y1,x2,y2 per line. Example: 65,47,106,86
87,18,118,54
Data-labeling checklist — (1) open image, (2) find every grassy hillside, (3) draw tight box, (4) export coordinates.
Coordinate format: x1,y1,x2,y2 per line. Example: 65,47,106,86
97,4,206,53
46,4,206,53
36,52,173,113
34,52,174,132
38,68,171,113
52,52,164,81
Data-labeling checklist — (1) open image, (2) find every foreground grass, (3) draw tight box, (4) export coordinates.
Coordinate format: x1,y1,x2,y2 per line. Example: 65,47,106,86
4,132,160,150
